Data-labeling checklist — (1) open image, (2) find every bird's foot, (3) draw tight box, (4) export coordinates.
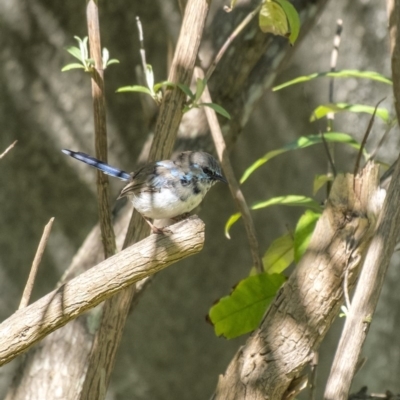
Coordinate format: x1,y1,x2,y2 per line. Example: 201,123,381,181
144,217,172,235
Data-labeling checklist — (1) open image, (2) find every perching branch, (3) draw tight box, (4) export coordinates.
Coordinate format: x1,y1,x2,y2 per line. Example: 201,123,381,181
79,1,211,398
0,216,204,367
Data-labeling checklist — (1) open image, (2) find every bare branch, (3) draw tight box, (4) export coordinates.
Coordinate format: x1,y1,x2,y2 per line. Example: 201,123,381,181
86,0,116,258
19,217,55,309
0,140,17,159
0,216,204,367
196,67,262,273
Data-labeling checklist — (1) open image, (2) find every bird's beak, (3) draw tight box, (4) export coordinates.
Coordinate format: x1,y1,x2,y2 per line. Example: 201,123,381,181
215,174,228,184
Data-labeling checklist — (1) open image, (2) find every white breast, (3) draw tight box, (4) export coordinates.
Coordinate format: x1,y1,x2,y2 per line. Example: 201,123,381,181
130,187,205,219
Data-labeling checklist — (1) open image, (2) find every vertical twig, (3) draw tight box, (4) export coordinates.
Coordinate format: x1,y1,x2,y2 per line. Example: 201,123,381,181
309,352,318,400
325,19,343,194
19,218,55,309
196,68,263,273
136,16,148,74
86,0,116,258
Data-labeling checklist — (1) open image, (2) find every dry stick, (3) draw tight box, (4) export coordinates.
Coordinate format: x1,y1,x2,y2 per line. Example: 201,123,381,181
353,100,383,180
205,4,261,82
0,216,205,367
196,67,263,273
309,352,319,400
86,0,116,259
325,19,343,194
19,218,55,309
136,16,148,75
0,140,17,159
323,3,400,398
79,2,211,398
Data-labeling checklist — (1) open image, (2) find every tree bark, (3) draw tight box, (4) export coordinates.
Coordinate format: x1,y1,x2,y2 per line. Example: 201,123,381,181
212,163,385,400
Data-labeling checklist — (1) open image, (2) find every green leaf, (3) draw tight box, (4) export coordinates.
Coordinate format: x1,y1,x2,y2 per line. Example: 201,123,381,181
225,195,322,238
313,174,333,195
273,70,392,91
106,59,120,66
311,103,390,124
225,213,242,239
145,64,155,93
194,78,207,102
153,80,176,92
199,102,231,119
209,273,286,339
259,1,289,37
262,232,294,274
274,0,300,44
176,83,195,100
65,46,83,62
293,210,321,262
252,195,322,211
116,85,153,95
240,132,362,184
61,63,85,72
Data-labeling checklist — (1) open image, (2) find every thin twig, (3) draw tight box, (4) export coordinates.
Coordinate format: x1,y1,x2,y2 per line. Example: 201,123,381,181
86,0,116,258
19,218,55,309
205,4,261,82
368,119,396,161
196,67,263,273
0,140,17,159
136,16,148,74
353,99,384,183
321,132,337,177
309,352,319,400
343,267,351,310
325,19,343,195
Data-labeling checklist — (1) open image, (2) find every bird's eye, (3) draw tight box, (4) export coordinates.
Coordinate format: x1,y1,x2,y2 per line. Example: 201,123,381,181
202,167,213,176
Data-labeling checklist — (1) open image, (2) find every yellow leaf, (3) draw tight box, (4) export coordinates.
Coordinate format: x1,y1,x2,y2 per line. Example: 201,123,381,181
259,1,289,37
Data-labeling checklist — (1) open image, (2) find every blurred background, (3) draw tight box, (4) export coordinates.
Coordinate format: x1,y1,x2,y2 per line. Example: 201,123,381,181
0,0,398,399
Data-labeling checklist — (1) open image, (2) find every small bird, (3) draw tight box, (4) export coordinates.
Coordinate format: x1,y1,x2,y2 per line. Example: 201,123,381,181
62,149,227,233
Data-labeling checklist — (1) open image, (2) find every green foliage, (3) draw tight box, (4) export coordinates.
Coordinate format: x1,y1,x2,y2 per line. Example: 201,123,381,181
62,36,119,72
313,174,333,195
262,232,294,274
118,74,231,119
208,273,286,339
259,0,300,45
273,70,392,91
178,78,231,119
225,195,322,238
240,132,363,184
293,210,321,262
310,103,391,124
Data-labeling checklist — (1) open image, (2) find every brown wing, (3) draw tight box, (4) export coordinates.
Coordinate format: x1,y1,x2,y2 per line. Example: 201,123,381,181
117,160,178,199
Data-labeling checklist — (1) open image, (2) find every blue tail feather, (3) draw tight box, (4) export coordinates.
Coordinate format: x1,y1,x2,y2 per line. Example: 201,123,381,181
62,149,131,181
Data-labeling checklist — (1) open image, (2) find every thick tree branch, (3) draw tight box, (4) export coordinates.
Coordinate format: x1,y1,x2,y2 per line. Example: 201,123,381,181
0,216,204,367
322,2,400,398
212,163,384,400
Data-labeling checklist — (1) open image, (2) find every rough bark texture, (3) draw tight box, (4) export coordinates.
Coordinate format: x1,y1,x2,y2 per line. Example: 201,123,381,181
1,216,204,368
213,163,384,400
